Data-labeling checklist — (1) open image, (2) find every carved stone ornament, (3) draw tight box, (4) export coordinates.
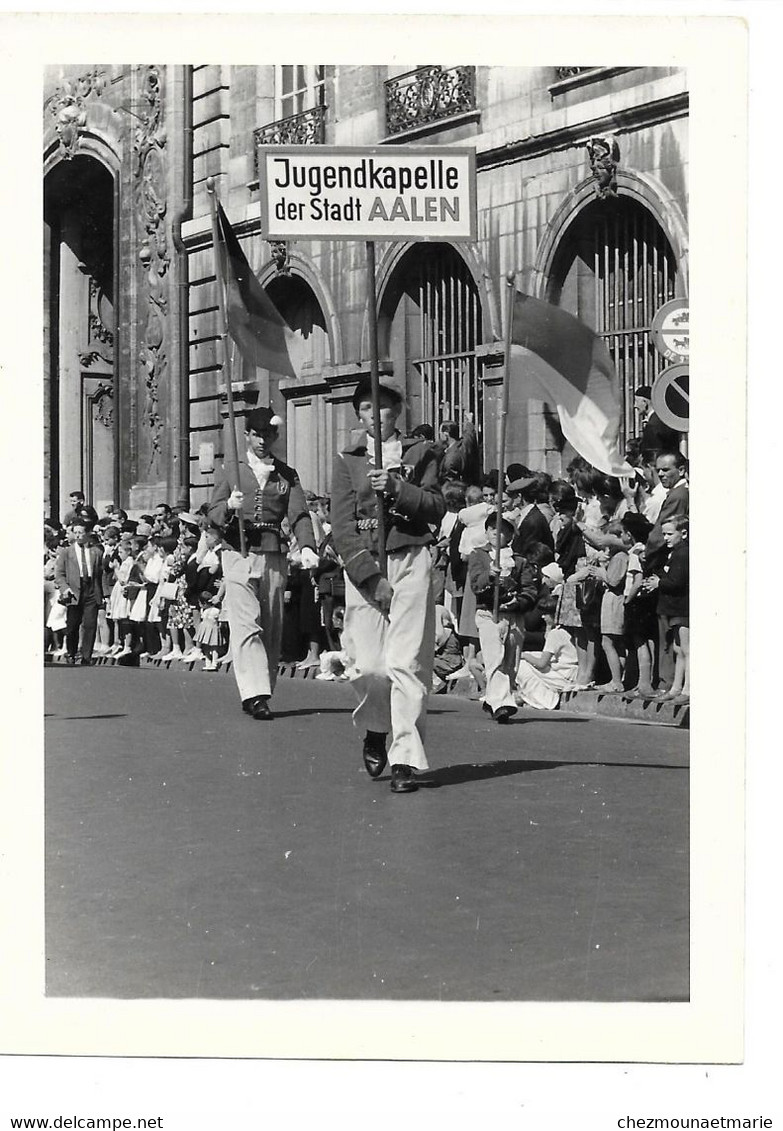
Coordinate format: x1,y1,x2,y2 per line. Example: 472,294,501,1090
88,278,114,350
269,240,290,274
132,65,169,469
585,134,620,199
93,384,114,429
48,69,106,159
79,349,114,369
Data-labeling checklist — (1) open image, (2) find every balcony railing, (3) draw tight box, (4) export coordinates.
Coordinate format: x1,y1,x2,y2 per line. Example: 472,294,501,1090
253,104,326,175
385,65,477,137
555,67,594,80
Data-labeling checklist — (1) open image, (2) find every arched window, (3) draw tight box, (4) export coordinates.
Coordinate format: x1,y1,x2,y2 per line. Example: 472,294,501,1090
264,273,331,492
547,196,679,443
379,243,483,437
264,272,330,377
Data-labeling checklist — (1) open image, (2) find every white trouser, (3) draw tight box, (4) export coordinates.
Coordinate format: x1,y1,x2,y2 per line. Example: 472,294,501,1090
342,545,436,772
222,550,287,701
475,609,523,713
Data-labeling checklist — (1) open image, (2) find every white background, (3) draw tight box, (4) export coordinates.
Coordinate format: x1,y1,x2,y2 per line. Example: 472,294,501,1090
0,0,775,1126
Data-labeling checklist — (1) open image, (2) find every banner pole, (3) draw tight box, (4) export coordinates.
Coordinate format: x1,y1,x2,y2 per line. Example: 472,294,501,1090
207,177,247,558
365,240,387,578
493,270,516,621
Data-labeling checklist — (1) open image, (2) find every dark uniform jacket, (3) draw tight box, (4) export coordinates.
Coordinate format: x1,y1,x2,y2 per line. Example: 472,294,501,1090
331,432,445,591
468,547,541,613
208,456,315,554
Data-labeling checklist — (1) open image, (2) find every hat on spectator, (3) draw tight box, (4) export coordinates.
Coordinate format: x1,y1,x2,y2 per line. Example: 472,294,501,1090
245,406,283,432
177,511,201,529
135,521,153,537
635,385,653,400
507,476,536,493
351,375,404,413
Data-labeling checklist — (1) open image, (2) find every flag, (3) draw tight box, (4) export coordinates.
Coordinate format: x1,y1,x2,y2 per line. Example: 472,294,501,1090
215,202,300,379
508,292,633,477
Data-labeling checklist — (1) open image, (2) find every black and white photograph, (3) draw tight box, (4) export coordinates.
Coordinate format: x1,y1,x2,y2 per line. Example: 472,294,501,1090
1,5,760,1118
39,55,695,1004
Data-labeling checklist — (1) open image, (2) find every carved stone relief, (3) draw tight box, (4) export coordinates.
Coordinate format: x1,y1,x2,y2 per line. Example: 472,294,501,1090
93,384,114,429
47,69,106,160
585,134,620,200
132,65,169,472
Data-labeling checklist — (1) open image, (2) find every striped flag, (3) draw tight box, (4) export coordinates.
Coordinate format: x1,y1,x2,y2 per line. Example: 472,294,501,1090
509,292,633,476
215,203,300,379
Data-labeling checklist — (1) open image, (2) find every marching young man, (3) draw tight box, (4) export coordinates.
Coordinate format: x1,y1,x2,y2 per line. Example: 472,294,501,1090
207,406,318,720
330,377,445,794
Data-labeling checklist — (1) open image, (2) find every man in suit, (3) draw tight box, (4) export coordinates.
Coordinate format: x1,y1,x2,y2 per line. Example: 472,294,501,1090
507,476,555,557
54,520,105,665
635,385,681,454
644,450,689,689
207,406,318,720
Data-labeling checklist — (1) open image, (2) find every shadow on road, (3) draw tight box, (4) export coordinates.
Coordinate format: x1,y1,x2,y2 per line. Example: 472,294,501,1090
51,713,129,721
273,707,354,718
413,753,688,788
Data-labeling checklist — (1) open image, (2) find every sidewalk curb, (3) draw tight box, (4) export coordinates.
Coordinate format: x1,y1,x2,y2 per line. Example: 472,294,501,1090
45,652,689,728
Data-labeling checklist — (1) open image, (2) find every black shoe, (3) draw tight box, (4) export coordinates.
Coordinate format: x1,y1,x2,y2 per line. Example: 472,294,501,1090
481,701,493,714
362,731,388,778
493,705,517,724
65,655,76,665
390,764,418,793
81,658,95,666
242,695,274,720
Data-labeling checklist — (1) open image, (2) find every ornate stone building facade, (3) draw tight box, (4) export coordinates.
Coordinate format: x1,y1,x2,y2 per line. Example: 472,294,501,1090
44,64,688,514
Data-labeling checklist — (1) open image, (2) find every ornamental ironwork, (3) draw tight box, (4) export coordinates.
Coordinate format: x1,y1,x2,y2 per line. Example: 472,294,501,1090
253,104,326,175
555,67,594,81
385,65,476,137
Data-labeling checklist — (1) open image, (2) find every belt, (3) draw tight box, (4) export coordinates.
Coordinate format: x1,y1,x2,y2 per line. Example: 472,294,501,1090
356,518,379,531
246,522,286,549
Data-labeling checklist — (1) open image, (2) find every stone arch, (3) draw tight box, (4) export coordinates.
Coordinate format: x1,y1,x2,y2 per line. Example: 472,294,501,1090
257,250,343,367
370,238,500,358
531,169,689,300
44,96,125,178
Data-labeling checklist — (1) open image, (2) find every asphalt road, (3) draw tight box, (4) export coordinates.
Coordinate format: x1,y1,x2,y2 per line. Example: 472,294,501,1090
45,664,689,1001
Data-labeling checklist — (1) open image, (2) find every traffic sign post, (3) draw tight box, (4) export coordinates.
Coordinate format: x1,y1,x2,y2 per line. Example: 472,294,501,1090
651,363,689,432
650,298,689,363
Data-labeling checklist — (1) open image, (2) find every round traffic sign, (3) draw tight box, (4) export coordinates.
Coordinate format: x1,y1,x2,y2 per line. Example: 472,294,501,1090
651,364,689,432
650,299,689,362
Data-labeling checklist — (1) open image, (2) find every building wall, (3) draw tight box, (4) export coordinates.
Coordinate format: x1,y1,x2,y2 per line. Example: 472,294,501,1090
181,63,688,505
43,63,688,516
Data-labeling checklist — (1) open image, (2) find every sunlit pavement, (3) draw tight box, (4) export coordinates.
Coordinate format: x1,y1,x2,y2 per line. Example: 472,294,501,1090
45,664,688,1001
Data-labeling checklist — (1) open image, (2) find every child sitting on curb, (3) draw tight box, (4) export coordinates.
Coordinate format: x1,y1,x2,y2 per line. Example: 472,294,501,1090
516,594,579,710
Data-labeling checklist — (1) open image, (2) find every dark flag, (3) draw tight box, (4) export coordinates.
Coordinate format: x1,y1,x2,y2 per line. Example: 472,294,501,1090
215,202,299,379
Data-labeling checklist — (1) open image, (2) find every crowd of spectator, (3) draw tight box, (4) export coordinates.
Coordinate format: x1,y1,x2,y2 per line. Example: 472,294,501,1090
45,426,689,712
43,493,343,674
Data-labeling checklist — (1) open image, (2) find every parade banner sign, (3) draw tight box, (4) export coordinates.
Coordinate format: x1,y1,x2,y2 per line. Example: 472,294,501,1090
257,144,477,241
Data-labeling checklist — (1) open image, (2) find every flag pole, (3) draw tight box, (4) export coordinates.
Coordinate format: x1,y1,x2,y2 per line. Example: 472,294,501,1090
365,240,387,578
493,270,516,621
207,177,247,558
